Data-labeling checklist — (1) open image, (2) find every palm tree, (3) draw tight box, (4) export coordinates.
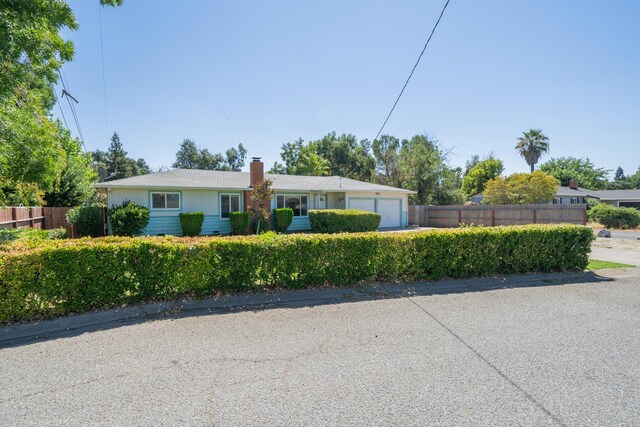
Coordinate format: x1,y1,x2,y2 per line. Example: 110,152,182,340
515,129,550,172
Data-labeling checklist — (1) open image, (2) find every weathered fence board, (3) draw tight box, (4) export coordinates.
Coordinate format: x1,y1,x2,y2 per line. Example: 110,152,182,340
0,207,84,234
408,204,587,227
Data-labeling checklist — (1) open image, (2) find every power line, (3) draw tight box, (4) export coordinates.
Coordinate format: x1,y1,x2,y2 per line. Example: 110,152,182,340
58,68,86,149
98,3,109,140
373,0,451,142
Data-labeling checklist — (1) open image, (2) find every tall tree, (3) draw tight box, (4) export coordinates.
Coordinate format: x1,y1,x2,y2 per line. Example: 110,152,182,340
1,0,122,205
372,135,400,186
173,139,224,170
91,132,150,181
225,143,247,171
515,129,550,172
614,167,626,181
483,171,558,205
312,132,375,182
44,129,98,206
461,157,504,197
539,157,609,190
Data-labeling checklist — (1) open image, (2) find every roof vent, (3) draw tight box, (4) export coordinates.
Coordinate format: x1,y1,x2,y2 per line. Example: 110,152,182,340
251,157,262,163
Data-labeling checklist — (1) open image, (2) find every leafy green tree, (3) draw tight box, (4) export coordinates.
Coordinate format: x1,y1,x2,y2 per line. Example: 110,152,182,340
463,154,481,176
398,135,454,205
483,171,558,204
173,139,245,171
372,135,400,186
44,130,98,206
515,129,550,172
614,167,625,181
297,150,329,176
461,157,504,197
268,161,287,174
1,0,122,204
312,132,375,182
224,143,247,171
91,132,150,180
539,157,609,190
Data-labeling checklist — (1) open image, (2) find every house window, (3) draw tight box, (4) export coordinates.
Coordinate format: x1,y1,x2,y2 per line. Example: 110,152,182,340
151,192,180,209
276,194,308,216
571,197,578,204
220,194,241,218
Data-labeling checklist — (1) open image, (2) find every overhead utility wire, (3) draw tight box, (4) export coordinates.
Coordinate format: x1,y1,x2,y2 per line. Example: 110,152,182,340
98,3,109,140
373,0,451,142
58,68,86,148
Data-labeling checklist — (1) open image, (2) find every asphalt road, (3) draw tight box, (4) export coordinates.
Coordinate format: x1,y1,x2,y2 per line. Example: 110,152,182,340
2,269,639,426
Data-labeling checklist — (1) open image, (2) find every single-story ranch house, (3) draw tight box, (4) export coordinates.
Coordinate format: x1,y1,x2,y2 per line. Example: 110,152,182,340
95,158,415,235
472,179,640,207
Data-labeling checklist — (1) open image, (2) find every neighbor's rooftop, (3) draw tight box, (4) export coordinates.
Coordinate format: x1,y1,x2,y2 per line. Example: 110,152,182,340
95,169,415,193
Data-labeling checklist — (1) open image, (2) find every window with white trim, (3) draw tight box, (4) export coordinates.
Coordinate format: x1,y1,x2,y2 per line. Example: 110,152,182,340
276,194,308,216
220,194,241,218
151,192,180,209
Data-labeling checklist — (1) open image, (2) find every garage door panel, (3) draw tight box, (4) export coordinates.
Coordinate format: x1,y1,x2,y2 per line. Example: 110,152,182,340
377,199,401,228
349,198,375,212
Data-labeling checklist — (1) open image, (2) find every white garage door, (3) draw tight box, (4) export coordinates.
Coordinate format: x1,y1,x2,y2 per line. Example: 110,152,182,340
349,198,376,212
377,199,401,228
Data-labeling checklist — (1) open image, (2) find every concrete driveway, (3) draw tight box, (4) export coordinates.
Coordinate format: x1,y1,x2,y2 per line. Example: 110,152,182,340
1,269,639,426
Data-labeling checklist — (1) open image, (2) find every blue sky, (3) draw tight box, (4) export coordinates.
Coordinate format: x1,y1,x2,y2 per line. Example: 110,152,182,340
57,0,640,177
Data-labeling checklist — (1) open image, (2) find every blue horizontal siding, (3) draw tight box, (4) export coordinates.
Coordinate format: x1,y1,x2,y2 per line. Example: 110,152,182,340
143,214,231,236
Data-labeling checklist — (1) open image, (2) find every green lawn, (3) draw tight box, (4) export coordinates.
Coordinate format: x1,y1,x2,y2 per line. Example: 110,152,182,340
587,259,635,270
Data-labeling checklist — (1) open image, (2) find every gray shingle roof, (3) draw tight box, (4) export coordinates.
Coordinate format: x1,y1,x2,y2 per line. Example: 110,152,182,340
590,189,640,201
95,169,415,193
555,186,597,197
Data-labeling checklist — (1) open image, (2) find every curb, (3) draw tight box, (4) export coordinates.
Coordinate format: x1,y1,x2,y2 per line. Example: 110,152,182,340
0,270,610,345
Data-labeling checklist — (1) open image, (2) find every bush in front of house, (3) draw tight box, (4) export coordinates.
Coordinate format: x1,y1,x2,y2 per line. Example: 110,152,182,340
229,211,250,235
308,209,381,233
66,205,104,237
588,203,640,229
108,201,149,236
272,208,293,233
0,228,67,245
179,212,204,236
0,224,594,322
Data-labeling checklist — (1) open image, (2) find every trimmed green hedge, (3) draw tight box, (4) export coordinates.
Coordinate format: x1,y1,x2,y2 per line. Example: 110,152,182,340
0,225,593,322
588,204,640,229
273,208,293,232
229,211,249,235
0,228,67,246
308,209,381,233
66,206,103,237
179,212,204,236
108,201,149,236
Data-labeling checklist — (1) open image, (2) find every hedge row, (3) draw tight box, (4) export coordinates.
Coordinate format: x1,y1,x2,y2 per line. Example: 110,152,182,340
0,224,594,322
588,204,640,229
308,209,381,233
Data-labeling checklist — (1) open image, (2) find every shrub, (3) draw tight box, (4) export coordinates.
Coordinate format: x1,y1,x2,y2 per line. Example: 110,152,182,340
108,201,149,236
272,208,293,233
308,209,381,233
0,224,594,322
66,206,104,237
179,212,204,236
229,211,250,235
0,227,67,245
588,204,640,229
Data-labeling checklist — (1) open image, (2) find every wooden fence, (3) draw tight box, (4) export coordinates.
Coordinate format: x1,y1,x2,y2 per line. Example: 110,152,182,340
0,207,90,235
408,204,587,228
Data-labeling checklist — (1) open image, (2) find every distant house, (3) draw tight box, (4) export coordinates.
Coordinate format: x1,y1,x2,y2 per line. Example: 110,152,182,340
472,178,640,208
592,189,640,208
552,179,595,204
95,158,415,236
